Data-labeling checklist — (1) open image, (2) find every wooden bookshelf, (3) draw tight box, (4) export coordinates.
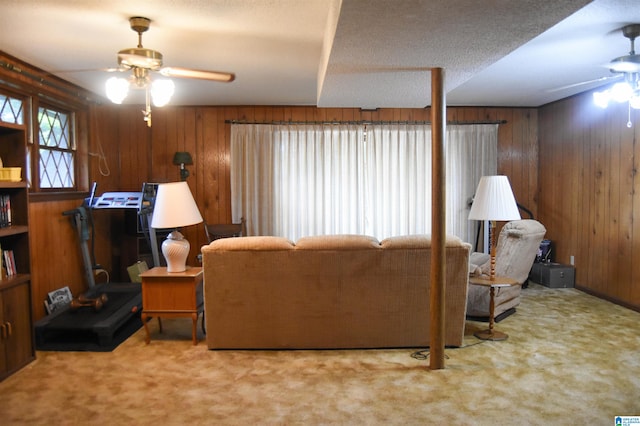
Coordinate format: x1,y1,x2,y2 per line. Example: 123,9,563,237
0,103,34,381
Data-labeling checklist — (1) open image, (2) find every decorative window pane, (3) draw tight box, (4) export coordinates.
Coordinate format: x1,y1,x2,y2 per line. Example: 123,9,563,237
38,149,74,188
38,106,75,189
0,94,24,125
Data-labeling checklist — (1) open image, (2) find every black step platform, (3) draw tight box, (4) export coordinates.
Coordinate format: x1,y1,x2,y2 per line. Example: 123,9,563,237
35,282,142,351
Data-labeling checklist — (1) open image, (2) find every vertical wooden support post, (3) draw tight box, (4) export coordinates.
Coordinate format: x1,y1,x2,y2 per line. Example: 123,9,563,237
429,67,446,370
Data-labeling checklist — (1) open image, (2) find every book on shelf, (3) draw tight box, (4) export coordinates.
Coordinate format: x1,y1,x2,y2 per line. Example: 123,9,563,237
0,243,4,281
3,249,16,276
0,194,11,227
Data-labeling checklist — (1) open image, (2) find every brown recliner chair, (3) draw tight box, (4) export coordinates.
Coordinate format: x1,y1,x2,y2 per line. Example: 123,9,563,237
467,219,546,321
204,218,246,243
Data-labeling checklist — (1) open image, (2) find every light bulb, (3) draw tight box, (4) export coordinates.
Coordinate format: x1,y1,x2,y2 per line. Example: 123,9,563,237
151,79,175,107
593,90,610,109
630,94,640,110
105,77,129,104
611,82,633,103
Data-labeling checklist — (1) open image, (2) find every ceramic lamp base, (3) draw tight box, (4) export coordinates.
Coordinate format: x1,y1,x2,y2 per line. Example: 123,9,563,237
162,231,190,272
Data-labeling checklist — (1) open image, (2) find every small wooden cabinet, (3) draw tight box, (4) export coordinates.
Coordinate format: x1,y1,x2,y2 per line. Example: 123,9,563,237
0,282,34,379
140,267,204,345
0,96,35,381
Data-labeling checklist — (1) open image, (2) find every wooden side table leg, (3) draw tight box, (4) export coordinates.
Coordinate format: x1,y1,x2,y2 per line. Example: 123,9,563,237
141,313,151,344
191,313,198,345
474,286,508,341
157,317,163,334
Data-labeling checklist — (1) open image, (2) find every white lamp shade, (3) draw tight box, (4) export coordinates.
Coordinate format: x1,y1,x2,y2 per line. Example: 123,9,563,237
468,175,521,221
151,181,203,229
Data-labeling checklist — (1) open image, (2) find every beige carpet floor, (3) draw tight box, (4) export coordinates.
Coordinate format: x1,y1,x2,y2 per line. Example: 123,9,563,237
1,282,639,425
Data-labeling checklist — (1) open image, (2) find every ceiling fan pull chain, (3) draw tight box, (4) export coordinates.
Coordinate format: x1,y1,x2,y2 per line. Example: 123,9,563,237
628,101,633,128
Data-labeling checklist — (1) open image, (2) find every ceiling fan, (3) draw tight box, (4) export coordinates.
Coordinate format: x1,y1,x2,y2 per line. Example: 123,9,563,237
607,24,640,74
547,24,640,94
106,16,235,126
591,24,640,127
548,24,640,127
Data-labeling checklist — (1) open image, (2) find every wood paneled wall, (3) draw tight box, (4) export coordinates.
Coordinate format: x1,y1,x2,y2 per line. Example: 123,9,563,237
28,104,538,321
89,104,539,249
30,198,98,319
539,92,640,309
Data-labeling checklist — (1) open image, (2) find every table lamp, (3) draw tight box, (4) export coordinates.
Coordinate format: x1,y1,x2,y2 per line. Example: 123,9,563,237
151,181,203,272
468,175,521,280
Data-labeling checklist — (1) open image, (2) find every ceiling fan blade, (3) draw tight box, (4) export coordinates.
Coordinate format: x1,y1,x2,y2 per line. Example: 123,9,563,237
159,67,235,82
52,66,125,74
546,74,623,93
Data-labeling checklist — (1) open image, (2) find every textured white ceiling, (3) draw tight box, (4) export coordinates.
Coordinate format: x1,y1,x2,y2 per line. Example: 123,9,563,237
0,0,638,108
318,0,591,108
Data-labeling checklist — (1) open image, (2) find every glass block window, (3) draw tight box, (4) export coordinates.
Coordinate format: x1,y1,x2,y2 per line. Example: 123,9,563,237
38,106,75,189
0,94,24,125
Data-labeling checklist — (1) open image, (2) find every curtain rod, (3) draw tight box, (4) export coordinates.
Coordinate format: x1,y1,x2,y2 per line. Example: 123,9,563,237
225,119,507,125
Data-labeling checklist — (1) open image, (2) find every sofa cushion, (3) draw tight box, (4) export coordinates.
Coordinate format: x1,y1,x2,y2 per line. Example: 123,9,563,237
295,234,381,250
203,235,294,251
381,234,466,249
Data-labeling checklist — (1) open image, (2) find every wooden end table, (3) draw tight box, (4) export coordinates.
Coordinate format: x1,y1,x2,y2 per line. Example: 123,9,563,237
468,275,518,341
140,266,204,345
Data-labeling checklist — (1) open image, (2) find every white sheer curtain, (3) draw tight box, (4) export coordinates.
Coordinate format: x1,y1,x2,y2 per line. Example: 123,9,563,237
273,124,365,238
231,124,365,240
446,124,498,241
365,124,432,238
231,123,497,242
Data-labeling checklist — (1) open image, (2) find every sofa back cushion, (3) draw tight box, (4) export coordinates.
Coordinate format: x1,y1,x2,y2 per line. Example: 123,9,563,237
203,235,294,251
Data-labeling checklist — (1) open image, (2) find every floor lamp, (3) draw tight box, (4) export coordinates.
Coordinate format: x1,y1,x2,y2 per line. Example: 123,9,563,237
151,181,203,272
468,175,521,340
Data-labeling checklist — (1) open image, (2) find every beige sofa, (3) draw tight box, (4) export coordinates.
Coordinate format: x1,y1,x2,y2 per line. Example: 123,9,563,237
201,234,471,349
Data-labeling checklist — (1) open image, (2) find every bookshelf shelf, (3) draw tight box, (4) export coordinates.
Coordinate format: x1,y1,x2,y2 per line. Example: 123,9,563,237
0,273,31,289
0,226,28,238
0,181,27,189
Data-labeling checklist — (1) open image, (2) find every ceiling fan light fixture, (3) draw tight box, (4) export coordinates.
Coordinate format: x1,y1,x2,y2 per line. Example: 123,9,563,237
106,16,234,126
105,76,130,104
151,79,175,107
591,24,640,127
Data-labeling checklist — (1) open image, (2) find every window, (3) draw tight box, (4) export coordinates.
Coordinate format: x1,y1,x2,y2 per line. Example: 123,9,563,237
0,93,24,125
36,105,76,190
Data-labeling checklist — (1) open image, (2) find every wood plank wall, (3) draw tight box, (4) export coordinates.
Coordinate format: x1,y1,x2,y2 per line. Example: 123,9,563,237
28,104,537,321
539,91,640,309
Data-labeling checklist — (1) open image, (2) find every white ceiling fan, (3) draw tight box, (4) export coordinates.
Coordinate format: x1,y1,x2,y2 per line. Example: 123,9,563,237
591,24,640,127
106,16,235,126
548,24,640,94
